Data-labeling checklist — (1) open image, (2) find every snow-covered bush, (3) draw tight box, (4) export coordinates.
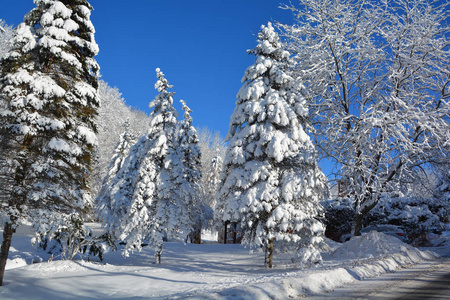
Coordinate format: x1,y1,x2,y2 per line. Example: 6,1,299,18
34,216,106,261
368,194,449,246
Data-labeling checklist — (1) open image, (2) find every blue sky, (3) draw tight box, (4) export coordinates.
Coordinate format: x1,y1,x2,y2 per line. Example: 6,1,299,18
2,1,336,176
2,0,293,138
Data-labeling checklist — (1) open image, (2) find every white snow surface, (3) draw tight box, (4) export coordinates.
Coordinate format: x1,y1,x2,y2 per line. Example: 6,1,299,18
0,224,446,300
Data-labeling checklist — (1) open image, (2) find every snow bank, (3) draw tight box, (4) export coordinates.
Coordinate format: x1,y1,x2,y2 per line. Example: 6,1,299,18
191,232,439,299
5,258,27,270
330,230,437,261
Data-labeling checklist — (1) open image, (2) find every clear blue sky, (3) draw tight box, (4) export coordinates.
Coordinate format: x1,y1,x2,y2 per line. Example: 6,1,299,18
2,1,336,176
2,0,293,137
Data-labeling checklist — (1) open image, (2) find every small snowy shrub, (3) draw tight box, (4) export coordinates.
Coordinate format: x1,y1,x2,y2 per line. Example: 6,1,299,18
369,196,449,245
35,216,106,261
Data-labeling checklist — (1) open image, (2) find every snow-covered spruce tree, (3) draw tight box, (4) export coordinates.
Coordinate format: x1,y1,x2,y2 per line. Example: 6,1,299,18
100,68,179,263
0,0,99,284
92,80,149,198
96,120,137,225
0,20,14,205
0,20,13,61
176,100,205,244
280,0,450,236
216,23,327,268
197,127,226,220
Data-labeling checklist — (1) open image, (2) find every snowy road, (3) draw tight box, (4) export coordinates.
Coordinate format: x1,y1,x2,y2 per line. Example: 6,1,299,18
307,257,450,299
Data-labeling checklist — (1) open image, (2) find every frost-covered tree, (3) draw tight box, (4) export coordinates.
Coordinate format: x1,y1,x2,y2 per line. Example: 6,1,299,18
175,100,205,244
197,127,226,215
92,80,148,198
0,0,99,285
0,20,14,114
280,0,450,236
0,20,14,203
152,101,199,258
96,120,137,225
435,169,450,203
99,68,179,263
0,20,13,60
433,168,450,229
216,23,327,268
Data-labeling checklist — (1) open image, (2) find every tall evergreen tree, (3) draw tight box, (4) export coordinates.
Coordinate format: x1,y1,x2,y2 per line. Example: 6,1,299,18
216,23,327,268
92,80,149,198
197,127,226,222
0,19,13,61
100,68,179,263
0,0,99,285
96,120,137,224
177,100,205,244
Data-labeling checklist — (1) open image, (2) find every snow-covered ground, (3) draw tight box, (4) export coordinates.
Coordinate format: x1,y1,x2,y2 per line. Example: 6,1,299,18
0,224,448,299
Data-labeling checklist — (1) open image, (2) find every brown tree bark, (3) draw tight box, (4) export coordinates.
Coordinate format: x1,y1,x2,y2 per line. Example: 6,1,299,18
232,222,237,244
264,238,274,268
190,228,202,244
352,195,379,236
0,222,16,286
223,221,229,244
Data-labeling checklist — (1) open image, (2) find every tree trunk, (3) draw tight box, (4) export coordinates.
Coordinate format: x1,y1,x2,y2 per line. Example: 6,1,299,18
223,221,229,244
155,243,162,264
352,195,379,236
232,222,237,244
264,238,274,268
190,217,202,244
0,222,16,286
352,212,364,237
190,228,202,244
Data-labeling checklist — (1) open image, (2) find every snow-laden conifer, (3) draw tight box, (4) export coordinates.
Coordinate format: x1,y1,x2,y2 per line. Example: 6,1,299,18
216,23,327,268
197,128,226,224
177,100,206,244
96,120,137,227
101,68,179,263
92,81,149,198
0,0,99,284
0,20,13,61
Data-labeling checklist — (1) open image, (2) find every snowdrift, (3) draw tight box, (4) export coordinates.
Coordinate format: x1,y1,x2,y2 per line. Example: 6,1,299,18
191,231,439,299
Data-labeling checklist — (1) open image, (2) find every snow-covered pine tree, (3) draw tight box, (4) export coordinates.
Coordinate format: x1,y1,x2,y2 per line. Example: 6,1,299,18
101,68,179,263
0,20,13,60
216,22,327,268
177,100,205,244
0,0,99,284
197,127,226,222
92,80,149,198
96,120,137,225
